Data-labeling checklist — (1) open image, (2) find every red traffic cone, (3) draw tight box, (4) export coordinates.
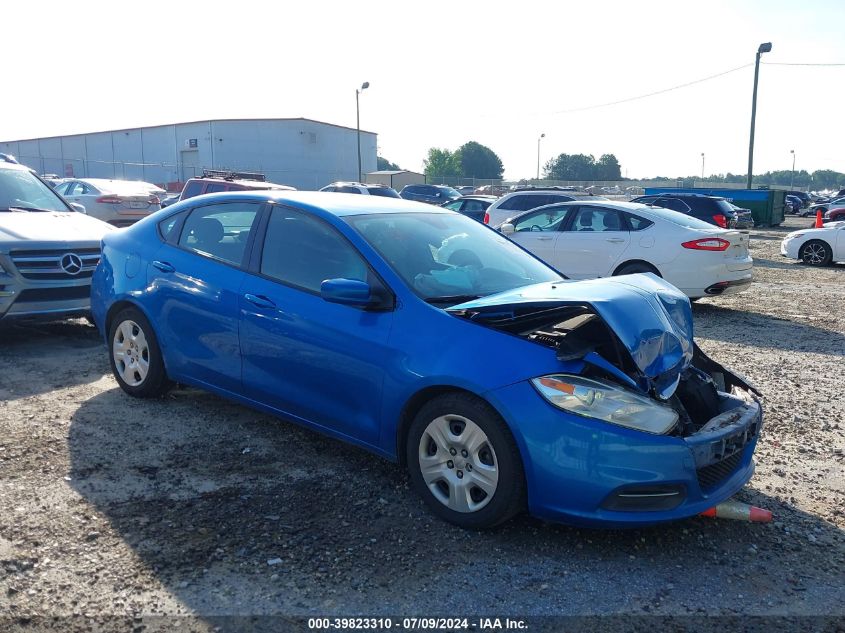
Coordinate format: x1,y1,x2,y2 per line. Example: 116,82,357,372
699,499,772,522
815,210,824,228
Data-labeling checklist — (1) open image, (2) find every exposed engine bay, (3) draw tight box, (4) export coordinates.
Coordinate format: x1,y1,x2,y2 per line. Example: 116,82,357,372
450,302,761,438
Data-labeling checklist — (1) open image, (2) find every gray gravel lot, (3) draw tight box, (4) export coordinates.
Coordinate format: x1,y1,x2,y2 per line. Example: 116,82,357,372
0,216,843,629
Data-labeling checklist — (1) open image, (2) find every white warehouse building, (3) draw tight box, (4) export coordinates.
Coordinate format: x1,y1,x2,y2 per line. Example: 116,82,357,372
0,118,378,191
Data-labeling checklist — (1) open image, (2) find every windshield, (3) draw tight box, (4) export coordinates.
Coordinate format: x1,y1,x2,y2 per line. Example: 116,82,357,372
0,168,70,212
640,206,725,230
345,212,562,304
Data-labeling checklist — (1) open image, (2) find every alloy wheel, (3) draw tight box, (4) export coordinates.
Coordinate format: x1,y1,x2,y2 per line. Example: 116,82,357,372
802,242,827,265
418,414,499,513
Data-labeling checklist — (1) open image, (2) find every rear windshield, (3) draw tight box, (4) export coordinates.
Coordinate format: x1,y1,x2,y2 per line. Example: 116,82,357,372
367,187,401,198
714,199,738,215
641,207,722,230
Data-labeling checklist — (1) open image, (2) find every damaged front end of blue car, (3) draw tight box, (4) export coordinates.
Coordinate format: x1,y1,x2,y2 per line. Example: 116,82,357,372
449,274,762,527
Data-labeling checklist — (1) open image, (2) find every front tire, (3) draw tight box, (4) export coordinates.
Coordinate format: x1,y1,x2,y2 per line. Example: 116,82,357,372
406,393,526,529
800,240,832,266
109,307,172,397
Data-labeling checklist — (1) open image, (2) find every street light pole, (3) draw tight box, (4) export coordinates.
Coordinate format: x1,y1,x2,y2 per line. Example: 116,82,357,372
790,149,796,189
536,133,545,181
701,152,705,180
356,81,369,182
746,42,772,189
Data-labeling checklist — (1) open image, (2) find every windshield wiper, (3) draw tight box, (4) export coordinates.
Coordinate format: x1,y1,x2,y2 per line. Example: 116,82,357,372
5,206,53,212
424,294,482,305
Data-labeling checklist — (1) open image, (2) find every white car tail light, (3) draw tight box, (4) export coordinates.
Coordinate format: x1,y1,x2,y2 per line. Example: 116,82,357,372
96,195,124,204
682,238,730,252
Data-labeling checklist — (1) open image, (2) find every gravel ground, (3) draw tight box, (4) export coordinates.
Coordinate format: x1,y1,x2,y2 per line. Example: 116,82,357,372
0,216,843,630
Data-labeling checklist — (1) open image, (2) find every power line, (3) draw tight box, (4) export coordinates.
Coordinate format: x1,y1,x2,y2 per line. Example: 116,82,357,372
547,63,754,115
763,62,845,66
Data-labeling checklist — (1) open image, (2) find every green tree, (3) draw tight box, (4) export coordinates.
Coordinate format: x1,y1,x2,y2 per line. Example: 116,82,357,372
423,148,462,178
543,153,607,180
377,156,401,171
597,154,622,180
456,141,504,179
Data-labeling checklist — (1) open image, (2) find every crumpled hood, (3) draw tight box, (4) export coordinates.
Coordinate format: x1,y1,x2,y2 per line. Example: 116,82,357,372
449,274,694,395
0,212,113,243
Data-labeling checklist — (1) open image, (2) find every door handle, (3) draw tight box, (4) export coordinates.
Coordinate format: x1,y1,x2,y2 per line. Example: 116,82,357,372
152,260,175,273
244,293,277,309
536,236,554,241
605,238,626,243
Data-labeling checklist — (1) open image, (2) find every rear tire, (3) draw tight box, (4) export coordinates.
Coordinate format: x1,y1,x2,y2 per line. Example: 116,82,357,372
800,240,832,266
108,307,172,398
614,262,661,277
406,393,526,529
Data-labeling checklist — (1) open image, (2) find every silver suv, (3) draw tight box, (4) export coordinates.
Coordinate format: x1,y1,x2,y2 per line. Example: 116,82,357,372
484,189,605,227
0,162,113,323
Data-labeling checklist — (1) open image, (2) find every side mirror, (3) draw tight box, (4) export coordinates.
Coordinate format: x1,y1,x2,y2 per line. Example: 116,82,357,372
320,278,372,306
69,202,86,214
500,223,515,234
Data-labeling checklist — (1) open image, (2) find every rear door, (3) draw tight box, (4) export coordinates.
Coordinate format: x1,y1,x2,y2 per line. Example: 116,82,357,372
145,200,264,392
554,206,631,278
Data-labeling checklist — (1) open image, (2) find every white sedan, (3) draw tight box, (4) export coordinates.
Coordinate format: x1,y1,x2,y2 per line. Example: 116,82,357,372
781,221,845,266
498,200,753,299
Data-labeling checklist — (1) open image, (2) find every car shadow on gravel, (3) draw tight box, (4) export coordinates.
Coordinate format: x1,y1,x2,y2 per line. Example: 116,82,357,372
693,303,845,356
67,387,845,617
0,319,107,399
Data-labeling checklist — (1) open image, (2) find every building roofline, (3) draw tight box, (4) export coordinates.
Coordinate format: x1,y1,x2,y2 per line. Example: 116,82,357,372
0,117,377,144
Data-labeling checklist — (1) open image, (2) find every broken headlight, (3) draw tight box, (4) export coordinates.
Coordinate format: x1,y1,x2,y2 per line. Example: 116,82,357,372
531,374,678,434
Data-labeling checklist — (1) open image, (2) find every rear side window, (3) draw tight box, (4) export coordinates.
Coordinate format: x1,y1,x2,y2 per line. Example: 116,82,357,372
624,213,654,231
337,186,362,194
158,211,187,241
567,207,625,232
178,202,261,265
260,207,369,293
205,183,227,194
181,181,203,200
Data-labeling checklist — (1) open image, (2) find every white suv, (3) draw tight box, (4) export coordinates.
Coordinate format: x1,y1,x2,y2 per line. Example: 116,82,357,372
484,189,604,227
319,182,401,198
0,162,113,323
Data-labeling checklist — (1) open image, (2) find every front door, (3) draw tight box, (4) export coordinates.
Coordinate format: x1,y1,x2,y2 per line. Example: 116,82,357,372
554,206,631,278
506,205,572,270
239,205,394,445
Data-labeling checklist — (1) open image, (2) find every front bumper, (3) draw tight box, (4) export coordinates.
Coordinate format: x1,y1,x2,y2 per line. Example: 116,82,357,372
487,381,762,528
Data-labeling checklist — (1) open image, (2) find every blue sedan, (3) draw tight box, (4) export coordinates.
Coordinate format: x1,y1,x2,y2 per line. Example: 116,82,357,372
91,191,763,529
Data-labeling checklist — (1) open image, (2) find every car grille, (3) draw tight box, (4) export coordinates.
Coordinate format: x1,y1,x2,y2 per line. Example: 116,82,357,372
10,248,100,280
17,285,91,303
696,451,744,492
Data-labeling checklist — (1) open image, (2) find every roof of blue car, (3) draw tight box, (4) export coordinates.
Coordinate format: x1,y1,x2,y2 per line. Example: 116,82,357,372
184,190,448,216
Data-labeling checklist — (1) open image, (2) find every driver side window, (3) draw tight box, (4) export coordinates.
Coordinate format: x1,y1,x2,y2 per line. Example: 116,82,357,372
513,206,570,232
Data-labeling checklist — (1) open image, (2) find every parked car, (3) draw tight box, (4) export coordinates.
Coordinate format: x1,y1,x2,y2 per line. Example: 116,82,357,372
54,178,162,227
785,190,812,208
823,205,845,223
472,185,509,197
781,221,845,266
160,193,181,209
497,201,752,299
484,190,604,227
455,186,476,196
399,184,462,205
440,195,497,222
785,195,803,214
631,193,752,229
319,182,401,198
91,191,762,529
806,197,845,217
179,170,295,204
0,161,113,323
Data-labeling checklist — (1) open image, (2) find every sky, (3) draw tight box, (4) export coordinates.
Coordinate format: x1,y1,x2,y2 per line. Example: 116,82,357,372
3,0,843,180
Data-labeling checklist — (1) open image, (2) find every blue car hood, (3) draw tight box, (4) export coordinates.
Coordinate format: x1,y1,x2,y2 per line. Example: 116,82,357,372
448,274,694,397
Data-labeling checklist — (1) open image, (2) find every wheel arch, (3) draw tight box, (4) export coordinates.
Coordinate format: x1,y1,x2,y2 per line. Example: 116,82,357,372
104,300,170,372
612,259,662,277
395,385,510,467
